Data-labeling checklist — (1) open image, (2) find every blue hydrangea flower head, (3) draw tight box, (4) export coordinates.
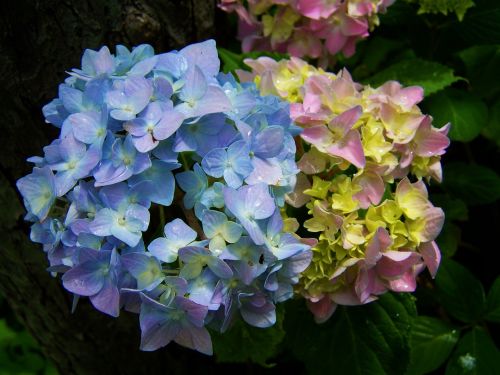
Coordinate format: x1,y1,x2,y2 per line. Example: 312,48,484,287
16,39,311,355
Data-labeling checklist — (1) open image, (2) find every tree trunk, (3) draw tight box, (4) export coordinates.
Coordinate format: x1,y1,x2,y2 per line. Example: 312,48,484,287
0,1,235,374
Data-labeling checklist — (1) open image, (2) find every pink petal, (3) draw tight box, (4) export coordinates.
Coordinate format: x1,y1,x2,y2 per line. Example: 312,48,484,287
414,116,450,157
376,251,421,279
326,129,366,168
331,69,359,99
331,285,364,306
383,250,414,262
288,29,324,58
365,227,392,266
342,37,358,58
236,69,255,83
388,270,418,292
380,104,423,144
396,144,414,168
243,57,279,75
297,150,327,174
395,86,424,110
328,105,363,134
297,0,338,19
438,122,451,136
325,29,347,55
259,71,279,96
355,268,376,303
348,2,376,16
285,173,312,207
301,237,319,247
353,172,384,208
428,159,444,183
396,177,429,200
420,207,445,242
340,15,368,36
419,241,441,278
307,296,338,323
303,91,323,114
301,125,332,147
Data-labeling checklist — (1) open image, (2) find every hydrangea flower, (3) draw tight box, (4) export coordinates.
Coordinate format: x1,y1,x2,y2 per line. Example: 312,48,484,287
244,56,449,322
17,41,311,355
16,166,57,221
223,183,276,245
139,294,212,354
62,248,121,317
201,140,254,188
148,219,198,263
219,0,395,63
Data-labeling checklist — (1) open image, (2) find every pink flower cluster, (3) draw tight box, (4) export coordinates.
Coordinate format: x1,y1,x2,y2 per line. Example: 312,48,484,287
219,0,395,61
241,57,450,322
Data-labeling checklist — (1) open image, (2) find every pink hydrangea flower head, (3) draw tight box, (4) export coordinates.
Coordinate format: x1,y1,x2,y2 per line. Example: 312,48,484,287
245,56,451,323
219,0,395,60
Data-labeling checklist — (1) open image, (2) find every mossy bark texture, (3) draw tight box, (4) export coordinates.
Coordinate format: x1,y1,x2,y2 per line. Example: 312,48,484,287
0,1,222,374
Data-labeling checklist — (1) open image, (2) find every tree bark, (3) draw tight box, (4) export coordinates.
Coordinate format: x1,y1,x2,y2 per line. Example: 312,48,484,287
0,1,238,374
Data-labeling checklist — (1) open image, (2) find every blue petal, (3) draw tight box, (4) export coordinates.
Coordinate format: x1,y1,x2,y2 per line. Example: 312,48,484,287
179,65,207,103
240,301,276,328
155,52,188,79
16,166,57,220
62,261,106,296
252,126,285,159
173,325,213,355
129,160,175,206
223,169,243,189
179,39,220,78
201,148,227,178
148,237,177,263
164,218,197,246
205,257,233,279
59,84,84,113
70,111,105,145
201,210,226,239
89,276,120,317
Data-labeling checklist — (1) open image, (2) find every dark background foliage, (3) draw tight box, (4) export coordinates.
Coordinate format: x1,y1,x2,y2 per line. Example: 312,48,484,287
0,0,499,374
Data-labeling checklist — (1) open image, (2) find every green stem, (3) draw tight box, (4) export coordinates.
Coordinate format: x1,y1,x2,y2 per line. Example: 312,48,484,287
180,152,191,171
162,269,179,275
159,205,166,228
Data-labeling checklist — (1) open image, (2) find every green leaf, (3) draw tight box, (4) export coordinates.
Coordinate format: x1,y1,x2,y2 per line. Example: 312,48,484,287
445,327,500,375
0,319,56,375
405,0,475,20
442,162,500,205
218,48,244,74
365,59,461,96
485,277,500,322
212,307,285,366
350,37,406,80
380,2,420,26
453,0,500,45
424,88,487,142
286,293,416,375
406,316,460,375
218,47,288,74
435,259,486,323
436,222,461,258
483,100,500,146
431,194,469,221
459,45,500,99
